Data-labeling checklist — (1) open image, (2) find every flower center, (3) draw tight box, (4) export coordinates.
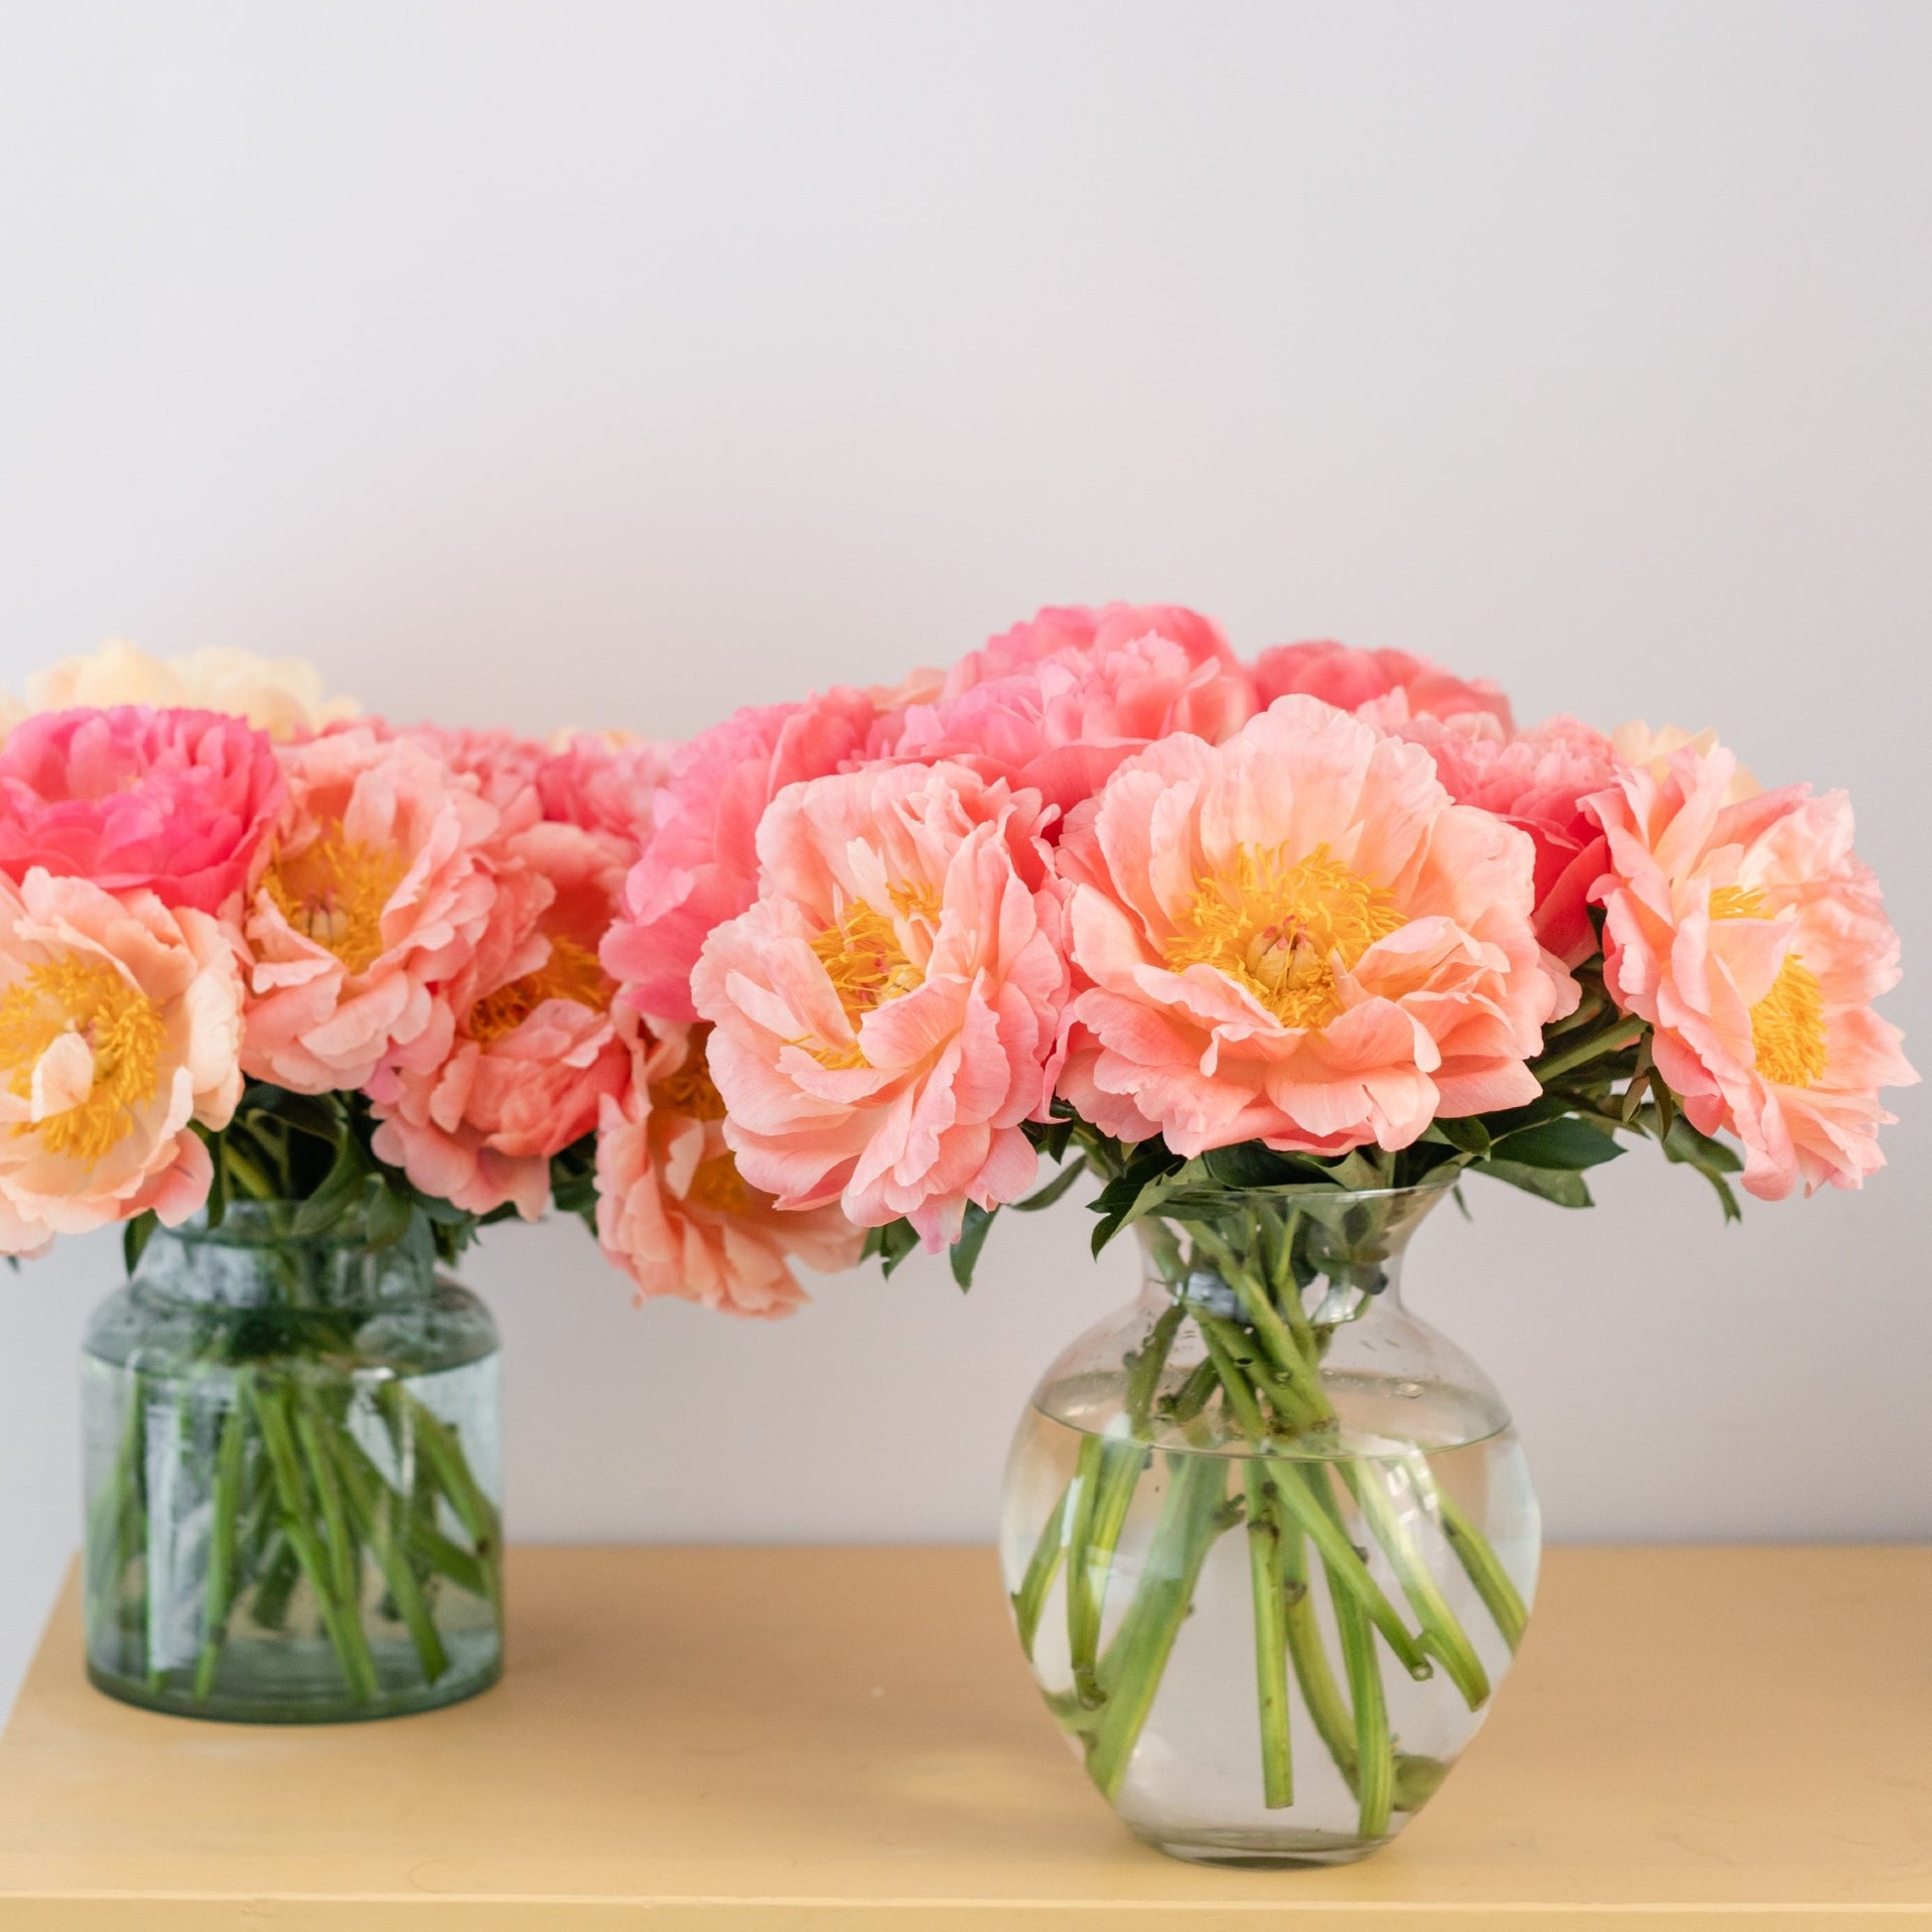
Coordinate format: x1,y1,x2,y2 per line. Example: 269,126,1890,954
804,884,937,1067
264,825,407,975
468,936,615,1046
0,956,166,1164
1709,885,1827,1088
1165,842,1404,1031
688,1151,757,1214
649,1025,729,1121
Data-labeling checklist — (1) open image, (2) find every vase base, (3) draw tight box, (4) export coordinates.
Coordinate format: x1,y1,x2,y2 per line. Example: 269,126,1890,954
1136,1826,1392,1868
85,1628,501,1725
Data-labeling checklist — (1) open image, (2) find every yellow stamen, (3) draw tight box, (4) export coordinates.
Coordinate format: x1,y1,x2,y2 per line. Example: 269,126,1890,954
1165,842,1405,1032
650,1024,728,1121
468,936,615,1045
264,824,407,975
1710,885,1769,920
0,956,165,1165
1749,955,1827,1089
802,885,935,1067
689,1151,757,1214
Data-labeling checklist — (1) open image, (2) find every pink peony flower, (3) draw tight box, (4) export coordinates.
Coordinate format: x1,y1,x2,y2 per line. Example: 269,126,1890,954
1376,702,1619,967
691,761,1070,1247
399,726,546,832
0,870,243,1253
368,818,633,1216
1058,697,1574,1157
0,707,284,917
1252,641,1515,733
602,688,878,1026
536,732,676,845
876,603,1255,818
595,1017,864,1316
1588,746,1915,1199
1610,720,1761,803
240,727,500,1093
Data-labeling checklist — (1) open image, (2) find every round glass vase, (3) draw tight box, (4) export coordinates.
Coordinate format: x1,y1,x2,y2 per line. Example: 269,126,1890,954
80,1203,504,1724
999,1182,1539,1867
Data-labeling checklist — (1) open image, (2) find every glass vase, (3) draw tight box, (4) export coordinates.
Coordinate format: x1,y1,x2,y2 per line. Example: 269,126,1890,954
80,1203,504,1723
999,1182,1539,1866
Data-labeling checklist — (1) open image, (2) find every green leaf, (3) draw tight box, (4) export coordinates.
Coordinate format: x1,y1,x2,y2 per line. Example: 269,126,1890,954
122,1210,158,1277
1474,1159,1594,1208
1087,1142,1188,1254
362,1178,415,1250
204,1128,229,1230
1489,1117,1625,1171
862,1217,922,1278
949,1203,998,1290
1662,1114,1743,1173
1010,1155,1088,1212
1025,1115,1076,1166
1429,1117,1492,1159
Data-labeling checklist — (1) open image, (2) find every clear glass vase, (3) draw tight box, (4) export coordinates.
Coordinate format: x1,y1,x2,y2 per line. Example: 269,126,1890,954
999,1182,1539,1866
80,1203,504,1723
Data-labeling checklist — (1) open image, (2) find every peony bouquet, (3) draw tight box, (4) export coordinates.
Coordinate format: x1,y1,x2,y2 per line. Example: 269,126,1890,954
592,604,1915,1858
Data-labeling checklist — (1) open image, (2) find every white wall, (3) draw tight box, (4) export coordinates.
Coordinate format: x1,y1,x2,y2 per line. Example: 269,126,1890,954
1,0,1926,1718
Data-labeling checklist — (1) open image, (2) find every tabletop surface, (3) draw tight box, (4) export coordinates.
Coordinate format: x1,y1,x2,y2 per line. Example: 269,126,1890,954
0,1544,1928,1928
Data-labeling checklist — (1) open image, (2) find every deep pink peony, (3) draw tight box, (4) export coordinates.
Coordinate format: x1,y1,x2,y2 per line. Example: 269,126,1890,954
602,689,878,1026
1588,746,1916,1199
0,870,243,1253
0,707,284,916
1375,702,1619,967
691,761,1069,1247
240,727,500,1093
1252,641,1515,733
1058,697,1574,1157
876,603,1255,818
594,1017,864,1316
368,818,632,1216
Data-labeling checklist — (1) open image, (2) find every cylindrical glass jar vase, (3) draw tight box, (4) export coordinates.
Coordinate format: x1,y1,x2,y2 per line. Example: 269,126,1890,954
80,1203,503,1723
1000,1183,1539,1866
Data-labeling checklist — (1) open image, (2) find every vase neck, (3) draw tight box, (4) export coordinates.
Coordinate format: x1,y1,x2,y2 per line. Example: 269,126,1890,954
133,1204,438,1309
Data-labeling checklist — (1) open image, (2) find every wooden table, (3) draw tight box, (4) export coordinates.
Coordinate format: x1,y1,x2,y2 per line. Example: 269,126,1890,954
0,1546,1927,1928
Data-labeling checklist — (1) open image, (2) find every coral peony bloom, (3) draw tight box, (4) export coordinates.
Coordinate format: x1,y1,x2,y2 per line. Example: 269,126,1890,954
240,727,499,1093
1252,640,1515,733
877,603,1255,818
1377,703,1618,967
1058,697,1573,1157
594,1017,864,1316
603,688,878,1026
20,640,356,742
1610,720,1760,803
0,707,284,918
0,871,243,1253
692,761,1069,1247
537,732,676,844
1588,746,1915,1199
368,819,632,1216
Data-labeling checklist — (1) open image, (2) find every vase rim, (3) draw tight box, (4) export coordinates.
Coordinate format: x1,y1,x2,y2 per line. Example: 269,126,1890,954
1157,1175,1457,1208
158,1199,431,1254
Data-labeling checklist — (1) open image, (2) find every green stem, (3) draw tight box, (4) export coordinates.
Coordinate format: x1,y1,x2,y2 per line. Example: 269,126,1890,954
1280,1503,1357,1794
1068,1437,1149,1702
192,1387,251,1700
387,1388,500,1618
1062,1435,1104,1700
1011,1480,1069,1661
1124,1305,1184,1439
250,1534,301,1629
1194,1318,1271,1440
293,1390,361,1621
1166,1358,1218,1426
252,1379,376,1702
329,1427,450,1684
1268,1461,1431,1680
1242,1462,1293,1808
1532,1016,1644,1086
1085,1452,1237,1801
1436,1486,1530,1653
1342,1457,1490,1711
85,1375,144,1642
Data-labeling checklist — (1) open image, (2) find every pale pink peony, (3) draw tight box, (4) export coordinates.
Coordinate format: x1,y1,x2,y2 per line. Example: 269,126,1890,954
368,818,633,1215
594,1016,864,1316
536,732,676,844
876,603,1255,818
1588,746,1915,1200
399,726,546,832
18,639,356,742
1610,720,1761,803
0,870,243,1253
1375,701,1619,967
0,707,284,917
602,688,878,1025
240,727,499,1093
691,761,1069,1247
1252,641,1515,733
1058,697,1574,1157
